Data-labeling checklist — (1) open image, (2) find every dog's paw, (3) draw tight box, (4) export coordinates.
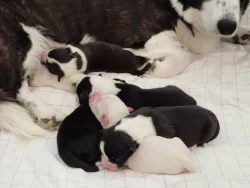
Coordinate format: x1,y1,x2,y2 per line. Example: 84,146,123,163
33,105,66,131
232,27,250,45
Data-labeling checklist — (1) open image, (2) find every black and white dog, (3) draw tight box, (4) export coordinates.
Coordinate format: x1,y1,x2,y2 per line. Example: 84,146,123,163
75,75,197,109
42,42,152,81
100,106,220,168
0,0,249,137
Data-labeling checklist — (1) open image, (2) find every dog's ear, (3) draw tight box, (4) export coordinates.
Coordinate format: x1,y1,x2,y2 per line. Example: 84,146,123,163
122,134,137,152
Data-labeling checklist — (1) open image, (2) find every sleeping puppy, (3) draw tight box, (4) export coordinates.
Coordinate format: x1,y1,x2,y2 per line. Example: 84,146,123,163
125,136,196,174
100,106,220,169
89,92,133,128
57,105,103,172
76,75,197,110
89,94,196,174
42,42,152,81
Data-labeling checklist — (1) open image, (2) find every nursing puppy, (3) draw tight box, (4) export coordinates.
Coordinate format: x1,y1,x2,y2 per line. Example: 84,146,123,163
125,137,196,174
57,105,102,172
100,106,220,168
42,42,152,81
76,75,197,110
89,92,133,128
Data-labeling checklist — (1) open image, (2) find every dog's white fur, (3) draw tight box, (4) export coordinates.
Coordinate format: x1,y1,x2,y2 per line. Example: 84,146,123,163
89,92,130,128
115,116,157,144
126,136,196,174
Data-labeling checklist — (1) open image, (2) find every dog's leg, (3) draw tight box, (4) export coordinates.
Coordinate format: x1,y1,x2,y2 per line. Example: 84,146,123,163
17,79,66,131
222,27,250,45
127,31,192,78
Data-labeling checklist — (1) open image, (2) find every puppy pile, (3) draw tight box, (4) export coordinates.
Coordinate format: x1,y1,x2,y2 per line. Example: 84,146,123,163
56,74,220,175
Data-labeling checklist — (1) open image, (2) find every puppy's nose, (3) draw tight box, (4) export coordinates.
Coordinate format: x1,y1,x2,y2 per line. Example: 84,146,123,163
217,19,237,36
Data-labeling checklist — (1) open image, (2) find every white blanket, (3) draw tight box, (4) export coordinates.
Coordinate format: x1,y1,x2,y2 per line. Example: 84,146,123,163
2,15,250,188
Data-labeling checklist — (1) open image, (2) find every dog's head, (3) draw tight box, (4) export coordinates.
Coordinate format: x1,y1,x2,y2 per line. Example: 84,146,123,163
42,45,87,81
170,0,249,36
89,92,133,128
100,130,138,169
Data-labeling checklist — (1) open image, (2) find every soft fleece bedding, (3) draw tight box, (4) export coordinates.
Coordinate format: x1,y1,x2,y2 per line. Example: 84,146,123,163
2,10,250,188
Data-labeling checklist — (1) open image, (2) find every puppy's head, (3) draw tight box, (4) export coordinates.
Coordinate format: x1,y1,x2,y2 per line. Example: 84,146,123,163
42,45,87,80
170,0,249,37
76,75,121,105
100,130,138,168
89,92,133,128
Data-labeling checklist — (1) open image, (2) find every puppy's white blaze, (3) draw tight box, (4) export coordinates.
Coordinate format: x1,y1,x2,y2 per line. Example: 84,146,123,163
66,44,88,73
80,34,96,45
100,141,106,157
90,76,121,95
115,116,156,144
0,101,46,138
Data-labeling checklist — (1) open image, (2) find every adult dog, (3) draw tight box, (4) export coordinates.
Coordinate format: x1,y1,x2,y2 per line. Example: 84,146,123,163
0,0,249,137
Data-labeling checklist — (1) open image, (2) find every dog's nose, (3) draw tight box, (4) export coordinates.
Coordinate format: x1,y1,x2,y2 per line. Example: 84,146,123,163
217,19,237,36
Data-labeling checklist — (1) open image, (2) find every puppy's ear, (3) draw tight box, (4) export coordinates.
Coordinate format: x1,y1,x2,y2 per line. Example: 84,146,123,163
122,135,137,152
101,114,109,127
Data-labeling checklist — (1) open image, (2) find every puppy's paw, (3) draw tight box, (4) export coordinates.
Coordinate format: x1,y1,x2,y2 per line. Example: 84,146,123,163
232,27,250,45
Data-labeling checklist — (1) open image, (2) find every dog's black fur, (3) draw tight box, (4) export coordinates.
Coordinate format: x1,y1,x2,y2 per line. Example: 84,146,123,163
101,105,220,167
44,42,152,80
57,105,102,172
76,75,197,110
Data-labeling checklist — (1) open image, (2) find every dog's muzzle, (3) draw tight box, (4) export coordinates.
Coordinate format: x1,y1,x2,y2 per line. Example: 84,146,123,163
217,19,237,36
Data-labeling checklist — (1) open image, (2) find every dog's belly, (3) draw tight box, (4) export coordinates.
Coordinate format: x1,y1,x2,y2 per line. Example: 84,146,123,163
175,20,220,54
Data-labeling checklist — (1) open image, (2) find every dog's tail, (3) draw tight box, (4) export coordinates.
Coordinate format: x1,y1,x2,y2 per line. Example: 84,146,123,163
59,150,99,172
198,111,220,146
0,92,46,138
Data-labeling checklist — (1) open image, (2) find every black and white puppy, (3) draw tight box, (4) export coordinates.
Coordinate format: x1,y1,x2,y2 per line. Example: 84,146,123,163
42,42,152,81
76,75,197,110
57,105,102,172
100,106,220,168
